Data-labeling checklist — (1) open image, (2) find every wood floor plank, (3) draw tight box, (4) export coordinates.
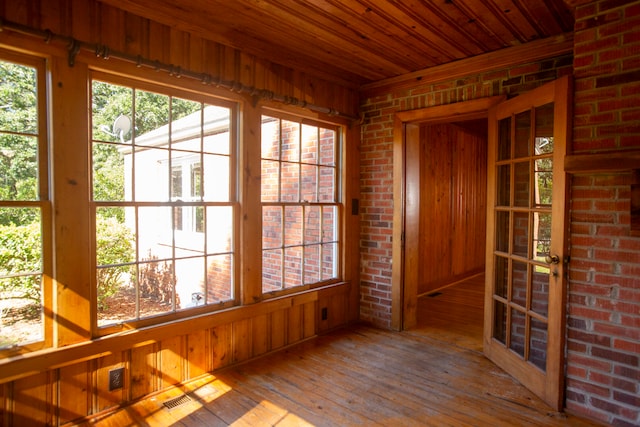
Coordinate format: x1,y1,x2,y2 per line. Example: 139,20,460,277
79,276,602,427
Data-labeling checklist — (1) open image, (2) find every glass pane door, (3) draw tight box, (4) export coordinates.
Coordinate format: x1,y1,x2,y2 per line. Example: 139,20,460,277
485,76,570,410
493,102,555,371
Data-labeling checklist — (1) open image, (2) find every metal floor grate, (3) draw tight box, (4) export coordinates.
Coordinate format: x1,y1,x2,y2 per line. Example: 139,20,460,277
162,394,192,410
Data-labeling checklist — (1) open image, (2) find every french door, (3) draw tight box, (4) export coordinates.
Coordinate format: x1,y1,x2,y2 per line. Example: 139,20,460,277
484,76,571,410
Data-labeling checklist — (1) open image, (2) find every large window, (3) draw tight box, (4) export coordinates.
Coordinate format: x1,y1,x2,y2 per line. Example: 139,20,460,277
0,48,346,350
261,114,341,294
91,74,237,329
0,52,50,351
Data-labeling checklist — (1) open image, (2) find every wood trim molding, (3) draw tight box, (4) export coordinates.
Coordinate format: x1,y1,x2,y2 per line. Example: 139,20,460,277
563,0,591,9
564,151,640,173
565,151,640,237
361,33,574,97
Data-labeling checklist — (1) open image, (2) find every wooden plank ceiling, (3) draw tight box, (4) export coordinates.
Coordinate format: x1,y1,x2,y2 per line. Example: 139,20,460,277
98,0,575,87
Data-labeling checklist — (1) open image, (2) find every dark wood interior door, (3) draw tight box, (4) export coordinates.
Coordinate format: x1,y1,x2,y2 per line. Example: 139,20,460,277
484,76,571,410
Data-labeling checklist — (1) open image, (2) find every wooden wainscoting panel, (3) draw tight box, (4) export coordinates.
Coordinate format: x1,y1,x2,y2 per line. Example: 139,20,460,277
95,352,125,413
130,343,157,400
211,324,232,372
270,309,287,350
187,329,210,379
159,336,184,390
287,304,303,344
11,372,52,426
232,318,252,364
1,289,346,424
58,362,90,425
303,301,316,339
317,284,349,333
251,314,269,357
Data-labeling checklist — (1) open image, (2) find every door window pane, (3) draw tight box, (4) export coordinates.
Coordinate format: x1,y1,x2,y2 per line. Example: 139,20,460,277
534,158,553,207
496,165,511,206
510,308,526,358
512,260,528,308
514,111,531,158
512,212,529,257
531,266,550,317
493,301,507,344
529,318,548,371
494,255,509,299
533,212,552,263
535,103,554,155
514,161,530,207
497,117,511,161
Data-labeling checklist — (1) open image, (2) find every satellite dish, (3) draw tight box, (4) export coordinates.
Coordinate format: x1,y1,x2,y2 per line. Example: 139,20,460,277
112,114,131,142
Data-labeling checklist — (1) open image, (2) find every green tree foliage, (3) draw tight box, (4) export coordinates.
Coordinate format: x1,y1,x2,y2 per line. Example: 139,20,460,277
89,81,199,309
1,69,202,320
96,216,135,310
0,61,38,225
0,222,41,302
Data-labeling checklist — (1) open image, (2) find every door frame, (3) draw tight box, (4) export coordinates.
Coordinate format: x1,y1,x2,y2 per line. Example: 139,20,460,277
391,96,505,331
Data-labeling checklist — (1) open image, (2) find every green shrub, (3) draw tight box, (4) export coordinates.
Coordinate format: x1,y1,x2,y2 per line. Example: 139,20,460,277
0,221,42,303
96,216,135,310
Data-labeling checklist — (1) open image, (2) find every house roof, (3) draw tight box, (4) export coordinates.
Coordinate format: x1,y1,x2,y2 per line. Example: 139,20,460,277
130,105,230,149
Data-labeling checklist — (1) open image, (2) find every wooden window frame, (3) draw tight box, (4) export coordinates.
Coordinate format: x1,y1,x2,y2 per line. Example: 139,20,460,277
260,110,344,298
89,71,240,336
0,49,52,355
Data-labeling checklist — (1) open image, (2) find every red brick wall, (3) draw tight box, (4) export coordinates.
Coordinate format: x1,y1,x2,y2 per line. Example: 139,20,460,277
359,55,572,329
360,2,639,424
567,1,640,425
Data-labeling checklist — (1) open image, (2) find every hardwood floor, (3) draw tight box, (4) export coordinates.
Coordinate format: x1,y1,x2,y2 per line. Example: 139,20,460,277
412,273,486,353
78,275,602,426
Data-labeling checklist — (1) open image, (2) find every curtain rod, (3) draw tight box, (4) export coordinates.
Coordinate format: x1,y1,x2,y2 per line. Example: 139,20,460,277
0,18,358,122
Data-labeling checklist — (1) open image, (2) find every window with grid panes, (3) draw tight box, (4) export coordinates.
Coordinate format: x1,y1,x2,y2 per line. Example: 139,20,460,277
0,52,51,351
91,73,237,330
261,114,341,294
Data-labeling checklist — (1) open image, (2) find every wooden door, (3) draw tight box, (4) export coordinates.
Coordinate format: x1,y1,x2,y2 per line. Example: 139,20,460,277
484,76,571,410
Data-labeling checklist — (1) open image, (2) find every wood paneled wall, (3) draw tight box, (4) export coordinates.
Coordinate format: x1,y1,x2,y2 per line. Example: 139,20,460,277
418,122,487,294
2,287,349,425
0,0,358,118
0,0,360,425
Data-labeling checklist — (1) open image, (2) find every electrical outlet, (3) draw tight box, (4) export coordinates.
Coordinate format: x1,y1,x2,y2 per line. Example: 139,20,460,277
321,307,328,320
109,367,125,391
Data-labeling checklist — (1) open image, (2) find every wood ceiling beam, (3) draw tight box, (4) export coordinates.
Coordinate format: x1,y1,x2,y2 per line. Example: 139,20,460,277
563,0,592,8
360,32,574,97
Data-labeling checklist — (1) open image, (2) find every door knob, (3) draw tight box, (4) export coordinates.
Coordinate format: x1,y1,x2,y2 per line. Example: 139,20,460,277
545,254,560,264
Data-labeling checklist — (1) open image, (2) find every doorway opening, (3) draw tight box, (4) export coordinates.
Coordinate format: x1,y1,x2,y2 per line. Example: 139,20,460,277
390,96,505,332
413,119,488,352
